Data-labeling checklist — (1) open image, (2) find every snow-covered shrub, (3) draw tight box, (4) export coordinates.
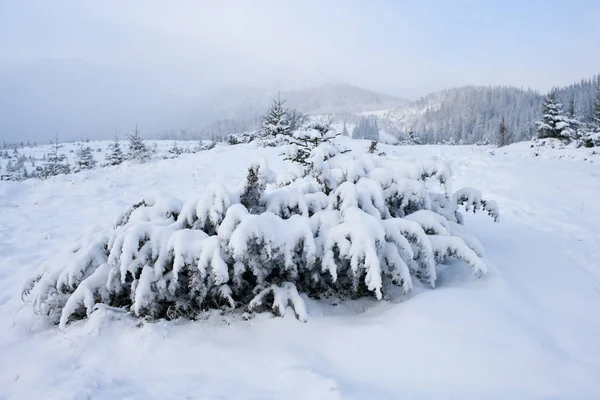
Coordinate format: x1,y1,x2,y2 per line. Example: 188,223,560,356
127,127,152,162
24,134,499,328
168,141,183,157
73,145,97,172
227,132,257,145
193,140,216,153
105,136,125,166
39,135,70,178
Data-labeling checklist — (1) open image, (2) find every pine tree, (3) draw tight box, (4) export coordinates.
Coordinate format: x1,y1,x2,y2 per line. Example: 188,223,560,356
497,118,513,147
74,144,97,172
40,134,70,178
106,134,125,166
407,129,421,145
593,88,600,131
168,141,182,156
535,91,574,142
568,96,576,118
342,121,349,136
260,94,291,138
127,125,151,162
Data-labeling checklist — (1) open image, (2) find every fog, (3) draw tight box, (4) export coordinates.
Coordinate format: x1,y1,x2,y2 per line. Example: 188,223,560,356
1,0,599,142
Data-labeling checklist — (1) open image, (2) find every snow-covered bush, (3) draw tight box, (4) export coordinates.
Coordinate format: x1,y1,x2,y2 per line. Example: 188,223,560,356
105,136,125,166
168,141,183,157
24,134,498,328
73,145,97,172
39,135,70,178
127,127,152,162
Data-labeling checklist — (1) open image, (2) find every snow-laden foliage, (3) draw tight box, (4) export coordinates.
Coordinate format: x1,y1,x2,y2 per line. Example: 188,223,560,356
39,135,70,178
257,96,291,146
127,127,152,162
536,92,578,142
24,135,499,327
105,136,125,166
74,145,97,172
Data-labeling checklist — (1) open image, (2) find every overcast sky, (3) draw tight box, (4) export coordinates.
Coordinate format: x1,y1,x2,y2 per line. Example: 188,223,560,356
1,0,599,141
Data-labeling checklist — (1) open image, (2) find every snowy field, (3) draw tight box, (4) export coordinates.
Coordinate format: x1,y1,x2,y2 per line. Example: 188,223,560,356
1,139,600,399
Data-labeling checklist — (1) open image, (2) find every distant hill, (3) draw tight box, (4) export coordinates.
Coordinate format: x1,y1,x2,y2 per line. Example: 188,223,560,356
386,86,542,144
283,84,406,115
384,74,599,144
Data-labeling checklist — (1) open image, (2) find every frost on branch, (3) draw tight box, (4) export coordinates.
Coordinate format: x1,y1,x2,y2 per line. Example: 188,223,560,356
24,134,498,327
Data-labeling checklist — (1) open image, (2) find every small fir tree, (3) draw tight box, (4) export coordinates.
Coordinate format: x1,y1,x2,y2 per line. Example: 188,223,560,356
40,134,70,178
127,125,151,162
74,144,97,172
535,91,574,142
106,134,125,166
497,118,513,147
260,94,291,138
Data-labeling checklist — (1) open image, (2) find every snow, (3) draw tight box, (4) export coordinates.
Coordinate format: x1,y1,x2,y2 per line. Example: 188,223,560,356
2,139,600,398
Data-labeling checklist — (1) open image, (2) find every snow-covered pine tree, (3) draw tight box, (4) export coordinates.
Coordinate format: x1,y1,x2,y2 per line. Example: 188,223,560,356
127,125,151,162
3,158,28,181
535,91,575,142
259,94,291,138
40,134,70,178
342,121,349,136
193,140,217,153
594,88,600,130
497,118,513,147
24,124,499,327
105,134,125,166
74,144,97,172
407,129,421,145
568,96,576,118
168,141,182,157
576,89,600,147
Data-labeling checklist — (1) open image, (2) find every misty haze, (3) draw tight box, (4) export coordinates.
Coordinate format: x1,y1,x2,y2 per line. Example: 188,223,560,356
1,1,600,399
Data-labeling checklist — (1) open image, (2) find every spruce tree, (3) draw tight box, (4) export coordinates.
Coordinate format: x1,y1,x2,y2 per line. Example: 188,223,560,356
40,134,70,178
497,118,513,147
169,141,182,156
407,129,421,145
535,91,573,142
74,144,97,172
260,94,291,138
342,121,349,136
568,96,576,118
127,125,151,162
593,88,600,131
106,134,125,166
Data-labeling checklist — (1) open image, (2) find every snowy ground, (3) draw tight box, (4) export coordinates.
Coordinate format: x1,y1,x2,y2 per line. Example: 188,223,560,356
1,140,599,399
0,140,203,177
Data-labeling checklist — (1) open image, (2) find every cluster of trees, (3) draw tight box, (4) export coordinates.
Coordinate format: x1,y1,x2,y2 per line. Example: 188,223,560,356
0,129,157,181
388,86,541,144
535,88,600,147
387,74,600,146
353,116,380,141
